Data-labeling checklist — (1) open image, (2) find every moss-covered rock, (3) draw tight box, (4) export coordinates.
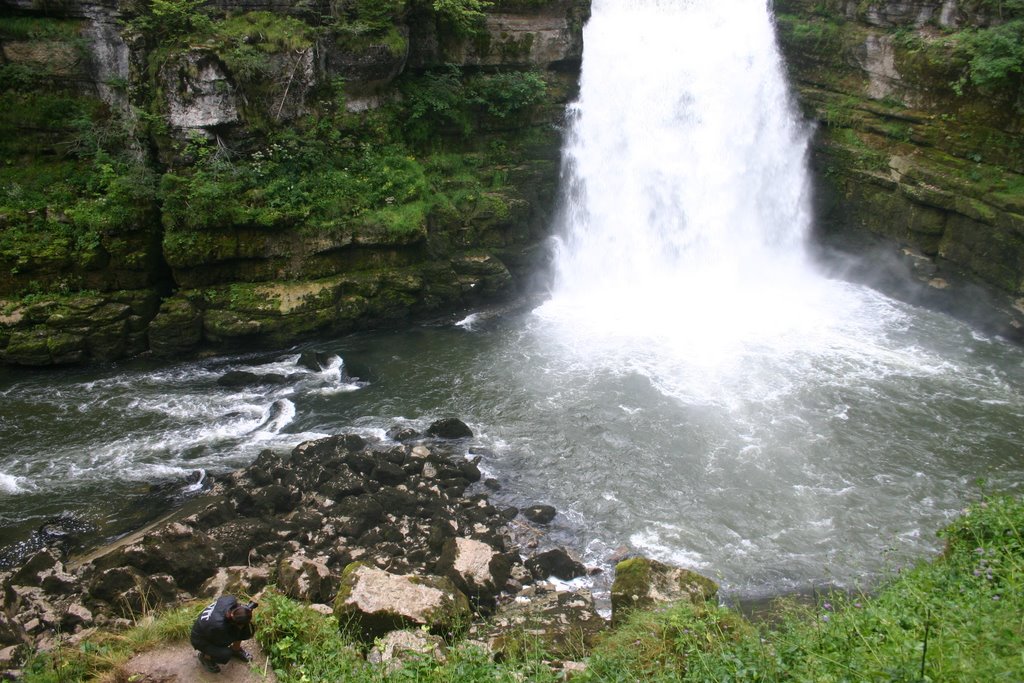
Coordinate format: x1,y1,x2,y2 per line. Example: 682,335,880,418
610,557,718,626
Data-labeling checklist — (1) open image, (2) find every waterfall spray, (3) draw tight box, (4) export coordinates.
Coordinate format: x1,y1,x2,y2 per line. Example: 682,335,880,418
540,0,819,350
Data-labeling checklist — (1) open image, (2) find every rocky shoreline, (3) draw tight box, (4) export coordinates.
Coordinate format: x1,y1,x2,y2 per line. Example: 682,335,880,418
0,414,717,677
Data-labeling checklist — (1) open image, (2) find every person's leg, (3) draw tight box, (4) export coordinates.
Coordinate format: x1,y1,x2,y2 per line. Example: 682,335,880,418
205,644,234,665
196,651,220,673
196,643,234,672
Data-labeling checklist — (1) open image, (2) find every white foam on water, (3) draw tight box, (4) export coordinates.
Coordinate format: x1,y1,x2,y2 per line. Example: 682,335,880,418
456,313,481,330
0,472,30,494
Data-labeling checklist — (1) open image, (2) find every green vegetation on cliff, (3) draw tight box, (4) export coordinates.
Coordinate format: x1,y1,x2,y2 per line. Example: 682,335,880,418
0,14,158,299
0,0,581,362
21,495,1024,682
773,1,1024,302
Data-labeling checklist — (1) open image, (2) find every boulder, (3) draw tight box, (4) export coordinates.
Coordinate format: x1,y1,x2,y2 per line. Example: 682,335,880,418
61,603,93,631
0,612,27,647
296,350,339,372
435,538,512,607
92,522,218,593
147,298,202,357
523,505,557,524
87,566,148,606
426,418,474,439
0,644,22,671
198,566,271,599
386,425,420,442
87,567,181,617
10,550,59,587
610,557,718,625
333,563,471,641
525,548,586,581
277,553,338,604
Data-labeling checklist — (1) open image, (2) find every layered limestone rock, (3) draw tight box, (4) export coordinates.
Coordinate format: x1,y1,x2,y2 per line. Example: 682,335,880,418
0,0,590,366
774,0,1024,336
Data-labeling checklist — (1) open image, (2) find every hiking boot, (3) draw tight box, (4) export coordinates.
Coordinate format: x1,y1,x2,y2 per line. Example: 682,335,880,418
198,653,221,673
233,648,253,663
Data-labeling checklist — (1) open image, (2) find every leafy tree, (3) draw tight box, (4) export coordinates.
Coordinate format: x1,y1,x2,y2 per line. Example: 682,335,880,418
431,0,492,34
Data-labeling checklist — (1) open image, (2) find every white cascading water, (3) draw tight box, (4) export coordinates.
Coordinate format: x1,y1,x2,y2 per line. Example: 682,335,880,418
539,0,840,362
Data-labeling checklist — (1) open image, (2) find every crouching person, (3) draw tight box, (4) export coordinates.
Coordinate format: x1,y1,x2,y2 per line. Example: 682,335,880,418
191,595,257,673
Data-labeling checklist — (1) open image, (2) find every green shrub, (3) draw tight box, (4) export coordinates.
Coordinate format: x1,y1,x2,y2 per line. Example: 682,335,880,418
255,589,365,683
431,0,493,35
960,19,1024,93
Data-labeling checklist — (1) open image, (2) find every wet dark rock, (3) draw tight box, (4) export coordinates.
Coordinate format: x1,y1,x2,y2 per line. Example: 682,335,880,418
484,478,501,491
386,425,421,442
296,350,338,372
523,505,557,524
426,418,474,439
459,460,482,482
1,421,607,652
371,462,407,485
526,549,587,581
1,515,95,569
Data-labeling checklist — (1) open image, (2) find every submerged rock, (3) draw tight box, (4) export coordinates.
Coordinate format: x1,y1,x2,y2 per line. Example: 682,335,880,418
216,370,291,387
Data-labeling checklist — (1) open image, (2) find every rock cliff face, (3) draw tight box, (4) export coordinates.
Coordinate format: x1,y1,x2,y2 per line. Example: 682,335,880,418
774,0,1024,336
0,0,589,365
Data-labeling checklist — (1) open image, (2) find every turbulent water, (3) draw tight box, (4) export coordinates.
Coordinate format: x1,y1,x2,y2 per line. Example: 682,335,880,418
2,0,1024,601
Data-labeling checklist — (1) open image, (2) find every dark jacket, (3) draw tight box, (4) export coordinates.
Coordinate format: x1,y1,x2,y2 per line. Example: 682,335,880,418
190,595,255,649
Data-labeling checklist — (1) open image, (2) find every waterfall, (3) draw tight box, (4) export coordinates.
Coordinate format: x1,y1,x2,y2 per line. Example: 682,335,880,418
540,0,821,355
